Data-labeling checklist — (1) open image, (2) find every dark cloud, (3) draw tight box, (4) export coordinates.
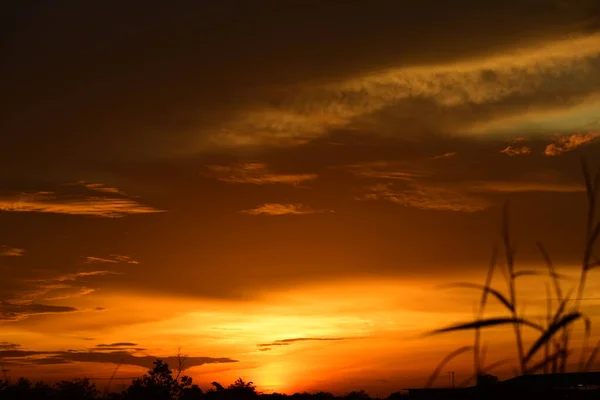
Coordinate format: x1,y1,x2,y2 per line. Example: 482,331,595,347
0,344,237,370
1,1,599,170
96,343,137,348
93,347,147,352
257,337,356,351
0,342,22,350
0,302,77,322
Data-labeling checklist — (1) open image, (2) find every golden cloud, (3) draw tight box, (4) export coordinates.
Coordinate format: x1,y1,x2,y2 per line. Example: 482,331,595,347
54,271,121,282
208,33,600,146
78,182,126,195
500,145,532,156
207,162,317,185
85,255,139,264
0,191,165,218
432,152,458,159
241,203,331,216
468,181,584,193
345,161,423,181
544,132,600,156
358,183,489,213
0,246,25,257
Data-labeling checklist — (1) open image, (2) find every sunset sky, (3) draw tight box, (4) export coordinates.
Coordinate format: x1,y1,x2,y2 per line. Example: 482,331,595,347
2,0,600,395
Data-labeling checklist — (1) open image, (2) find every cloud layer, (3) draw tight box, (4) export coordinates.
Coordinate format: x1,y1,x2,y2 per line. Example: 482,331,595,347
207,163,317,185
241,203,331,216
0,343,237,370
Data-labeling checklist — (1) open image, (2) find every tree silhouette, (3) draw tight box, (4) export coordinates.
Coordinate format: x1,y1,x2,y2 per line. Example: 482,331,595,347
54,378,99,400
343,390,370,400
123,359,193,400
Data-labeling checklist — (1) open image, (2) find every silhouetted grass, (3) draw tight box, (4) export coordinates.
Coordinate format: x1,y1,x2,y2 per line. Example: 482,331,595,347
425,157,600,387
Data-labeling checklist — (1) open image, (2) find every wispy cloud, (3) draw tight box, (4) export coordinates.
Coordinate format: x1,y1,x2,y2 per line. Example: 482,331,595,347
0,345,238,369
207,162,317,185
96,342,137,347
85,255,139,264
54,270,121,282
469,181,584,193
9,270,119,305
209,34,600,146
0,191,164,218
345,162,423,181
544,132,600,156
79,182,126,195
257,337,349,347
256,337,358,351
0,246,25,257
241,203,332,216
43,288,96,301
358,183,489,213
0,302,77,322
500,145,532,156
85,257,117,264
432,152,457,159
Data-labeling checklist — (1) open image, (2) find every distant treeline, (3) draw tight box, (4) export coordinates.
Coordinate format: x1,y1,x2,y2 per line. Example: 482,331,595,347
0,359,407,400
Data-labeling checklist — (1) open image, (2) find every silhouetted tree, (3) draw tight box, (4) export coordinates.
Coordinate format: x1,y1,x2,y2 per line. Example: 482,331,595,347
343,390,370,400
1,378,33,400
228,378,256,393
211,382,225,392
180,384,203,400
312,392,335,400
122,359,193,400
54,378,99,400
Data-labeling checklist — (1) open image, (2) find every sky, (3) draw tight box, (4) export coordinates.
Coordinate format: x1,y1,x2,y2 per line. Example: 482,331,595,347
1,0,600,395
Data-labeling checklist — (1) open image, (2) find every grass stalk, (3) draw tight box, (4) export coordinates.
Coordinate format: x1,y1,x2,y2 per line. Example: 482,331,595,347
502,203,525,374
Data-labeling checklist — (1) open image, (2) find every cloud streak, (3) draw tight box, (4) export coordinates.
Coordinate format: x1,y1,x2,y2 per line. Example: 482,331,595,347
358,182,489,213
256,337,359,351
0,191,165,218
207,162,317,185
53,271,121,282
210,33,600,146
500,146,532,156
544,132,600,156
0,344,238,370
241,203,331,216
0,302,78,322
0,246,25,257
85,255,139,264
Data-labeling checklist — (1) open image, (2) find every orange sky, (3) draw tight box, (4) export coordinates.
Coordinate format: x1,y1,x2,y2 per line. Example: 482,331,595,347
1,0,600,396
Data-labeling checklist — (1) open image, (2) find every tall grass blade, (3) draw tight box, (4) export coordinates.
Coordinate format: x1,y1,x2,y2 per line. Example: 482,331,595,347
424,346,472,389
536,242,563,302
457,359,511,388
578,316,592,372
583,340,600,372
581,157,594,239
513,270,567,281
440,283,513,312
544,283,551,374
523,312,583,365
502,202,525,374
474,248,497,375
525,349,568,374
551,289,574,325
428,318,544,336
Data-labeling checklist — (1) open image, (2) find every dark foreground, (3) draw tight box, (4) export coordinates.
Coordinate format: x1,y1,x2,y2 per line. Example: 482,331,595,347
1,360,598,400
